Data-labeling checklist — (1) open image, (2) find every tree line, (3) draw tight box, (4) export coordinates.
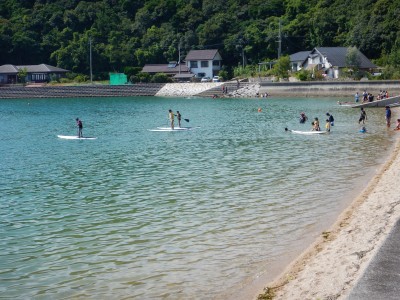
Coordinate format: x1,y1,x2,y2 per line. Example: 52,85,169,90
1,0,399,80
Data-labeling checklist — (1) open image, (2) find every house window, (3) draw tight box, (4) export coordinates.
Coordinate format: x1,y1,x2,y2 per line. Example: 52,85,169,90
32,73,46,81
213,60,220,66
190,61,198,68
201,61,209,68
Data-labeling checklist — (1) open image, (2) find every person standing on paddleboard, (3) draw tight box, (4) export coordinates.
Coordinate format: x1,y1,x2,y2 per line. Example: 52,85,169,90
168,109,175,130
76,118,83,137
176,111,182,128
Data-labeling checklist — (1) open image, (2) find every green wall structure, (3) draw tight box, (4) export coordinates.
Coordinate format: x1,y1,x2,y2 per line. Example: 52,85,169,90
109,73,127,85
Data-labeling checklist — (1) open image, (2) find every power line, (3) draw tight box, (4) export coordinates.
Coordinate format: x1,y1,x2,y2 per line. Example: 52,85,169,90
277,18,282,58
89,36,93,83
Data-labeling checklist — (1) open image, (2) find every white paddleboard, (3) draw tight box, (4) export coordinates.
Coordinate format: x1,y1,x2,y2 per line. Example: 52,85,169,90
149,127,194,132
290,130,328,135
157,127,192,130
57,135,97,140
337,102,354,107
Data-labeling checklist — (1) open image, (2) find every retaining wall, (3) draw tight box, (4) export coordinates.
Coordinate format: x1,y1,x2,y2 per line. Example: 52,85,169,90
258,80,400,97
0,83,165,99
1,81,399,99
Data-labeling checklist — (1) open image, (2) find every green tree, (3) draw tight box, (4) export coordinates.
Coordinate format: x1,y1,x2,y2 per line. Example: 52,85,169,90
295,69,312,81
271,55,290,79
151,72,172,83
1,0,400,79
17,67,28,83
346,46,361,78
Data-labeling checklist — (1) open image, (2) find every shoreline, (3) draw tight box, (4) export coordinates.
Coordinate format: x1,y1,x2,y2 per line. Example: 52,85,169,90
257,130,400,299
3,92,400,298
2,81,400,99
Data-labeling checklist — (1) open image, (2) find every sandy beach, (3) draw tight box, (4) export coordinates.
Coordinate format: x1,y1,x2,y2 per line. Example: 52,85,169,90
258,126,400,299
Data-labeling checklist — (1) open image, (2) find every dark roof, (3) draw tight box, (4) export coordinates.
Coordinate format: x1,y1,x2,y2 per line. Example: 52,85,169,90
142,64,190,74
184,49,220,61
314,47,376,68
173,73,195,78
19,64,68,73
0,64,19,74
290,51,310,63
0,64,68,74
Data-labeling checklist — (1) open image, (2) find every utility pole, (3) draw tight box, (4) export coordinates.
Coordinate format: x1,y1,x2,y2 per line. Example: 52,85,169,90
242,46,245,67
89,36,93,84
277,19,282,59
178,42,181,74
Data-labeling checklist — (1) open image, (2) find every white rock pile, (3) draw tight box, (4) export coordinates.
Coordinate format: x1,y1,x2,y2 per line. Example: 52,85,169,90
155,82,223,97
226,83,260,98
155,82,261,98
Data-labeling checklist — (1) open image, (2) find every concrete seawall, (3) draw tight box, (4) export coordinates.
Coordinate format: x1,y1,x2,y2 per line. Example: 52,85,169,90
0,83,165,99
258,80,400,97
1,80,399,99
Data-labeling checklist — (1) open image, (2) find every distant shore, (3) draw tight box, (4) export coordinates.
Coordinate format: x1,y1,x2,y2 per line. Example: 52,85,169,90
256,122,400,299
257,80,400,97
1,80,399,99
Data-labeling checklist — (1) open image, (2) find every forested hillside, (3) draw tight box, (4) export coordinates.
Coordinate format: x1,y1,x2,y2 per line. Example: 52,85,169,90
1,0,399,79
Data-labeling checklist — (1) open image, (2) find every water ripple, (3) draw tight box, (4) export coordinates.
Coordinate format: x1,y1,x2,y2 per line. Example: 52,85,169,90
0,97,396,299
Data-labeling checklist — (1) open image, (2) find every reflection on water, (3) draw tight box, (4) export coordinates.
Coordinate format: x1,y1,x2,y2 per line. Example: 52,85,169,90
0,97,396,299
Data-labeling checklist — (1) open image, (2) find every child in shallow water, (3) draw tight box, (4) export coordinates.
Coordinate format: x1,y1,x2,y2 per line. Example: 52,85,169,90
325,119,331,132
394,119,400,131
312,118,320,131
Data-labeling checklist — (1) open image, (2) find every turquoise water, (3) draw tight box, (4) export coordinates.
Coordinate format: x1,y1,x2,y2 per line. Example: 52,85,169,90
0,96,397,299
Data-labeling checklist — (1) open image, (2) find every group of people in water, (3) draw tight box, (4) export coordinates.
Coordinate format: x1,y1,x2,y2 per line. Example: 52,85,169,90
296,104,400,134
384,105,400,130
358,105,400,131
355,90,390,103
299,112,334,132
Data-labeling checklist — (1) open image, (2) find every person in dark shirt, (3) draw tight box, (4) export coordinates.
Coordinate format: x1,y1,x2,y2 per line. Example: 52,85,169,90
326,112,334,126
299,112,308,124
359,108,367,124
385,106,392,128
176,111,182,128
76,118,83,137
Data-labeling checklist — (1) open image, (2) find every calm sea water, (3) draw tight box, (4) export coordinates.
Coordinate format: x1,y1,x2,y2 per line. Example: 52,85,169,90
0,96,397,299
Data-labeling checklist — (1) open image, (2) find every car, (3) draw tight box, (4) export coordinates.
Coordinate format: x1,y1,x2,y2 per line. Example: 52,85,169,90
201,77,211,82
212,76,220,82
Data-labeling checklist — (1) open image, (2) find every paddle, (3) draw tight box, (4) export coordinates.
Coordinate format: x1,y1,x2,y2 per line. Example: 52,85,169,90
184,118,190,122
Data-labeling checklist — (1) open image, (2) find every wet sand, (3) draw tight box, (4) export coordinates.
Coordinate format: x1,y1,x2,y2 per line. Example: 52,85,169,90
258,129,400,299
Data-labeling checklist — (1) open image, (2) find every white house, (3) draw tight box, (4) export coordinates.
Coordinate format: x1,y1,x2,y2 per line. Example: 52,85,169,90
290,47,376,79
289,51,310,72
184,49,222,78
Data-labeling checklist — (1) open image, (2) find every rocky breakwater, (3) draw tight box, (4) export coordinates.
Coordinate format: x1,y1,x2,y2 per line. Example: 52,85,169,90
155,82,223,97
225,83,260,98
